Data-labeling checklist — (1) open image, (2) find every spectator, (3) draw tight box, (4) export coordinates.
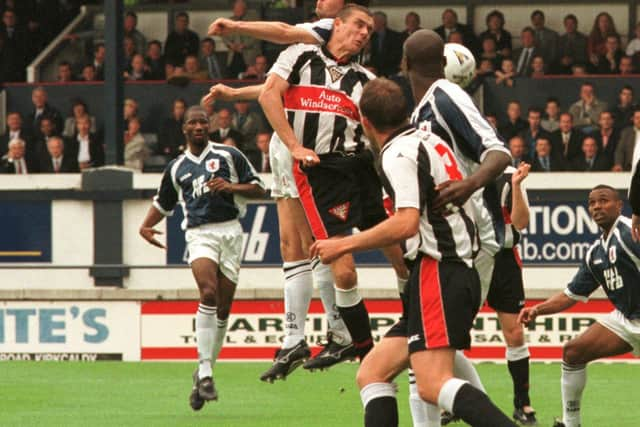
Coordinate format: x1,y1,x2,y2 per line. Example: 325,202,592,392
239,54,267,80
38,136,79,173
626,21,640,62
125,53,150,80
551,112,584,162
476,58,495,79
588,12,619,68
164,11,199,66
530,55,546,77
56,61,74,82
124,98,138,128
1,8,27,81
35,117,60,159
210,108,243,147
509,135,527,166
569,82,608,133
0,138,36,174
570,136,610,171
184,54,208,80
594,35,623,74
498,101,528,141
232,100,264,155
590,110,619,169
200,37,226,80
68,115,104,171
369,11,403,76
28,87,63,138
479,10,512,58
123,117,148,172
447,31,464,45
557,14,589,74
400,11,421,43
124,11,146,56
203,101,218,133
485,113,499,131
530,10,558,67
221,136,238,147
520,107,551,156
531,136,565,171
495,58,515,87
434,8,477,54
611,85,637,130
619,56,635,75
571,64,588,76
145,40,165,80
80,64,97,81
479,34,502,70
63,99,97,138
613,109,640,171
25,17,46,64
123,35,137,68
513,27,539,77
157,98,186,159
1,111,33,156
541,98,561,132
254,132,271,172
93,43,105,80
222,0,260,78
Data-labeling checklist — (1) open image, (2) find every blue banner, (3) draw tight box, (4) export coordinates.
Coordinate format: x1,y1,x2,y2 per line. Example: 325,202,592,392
0,201,51,262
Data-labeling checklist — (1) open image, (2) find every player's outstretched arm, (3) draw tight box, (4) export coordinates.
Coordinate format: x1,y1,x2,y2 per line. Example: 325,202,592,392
139,206,166,249
434,150,511,211
310,207,420,264
258,73,319,165
510,162,531,230
201,84,264,106
517,292,576,326
209,18,319,45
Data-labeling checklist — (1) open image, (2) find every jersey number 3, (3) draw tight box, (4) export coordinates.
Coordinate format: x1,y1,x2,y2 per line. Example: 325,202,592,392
433,142,463,181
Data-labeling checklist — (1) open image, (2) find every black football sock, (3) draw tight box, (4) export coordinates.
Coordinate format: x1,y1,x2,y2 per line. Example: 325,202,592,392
361,383,398,427
506,346,531,408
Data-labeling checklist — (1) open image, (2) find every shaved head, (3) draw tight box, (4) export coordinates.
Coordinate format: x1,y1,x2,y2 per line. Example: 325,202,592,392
404,29,445,77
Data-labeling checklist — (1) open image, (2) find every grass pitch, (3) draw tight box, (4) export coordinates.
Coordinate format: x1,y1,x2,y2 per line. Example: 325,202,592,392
1,361,638,426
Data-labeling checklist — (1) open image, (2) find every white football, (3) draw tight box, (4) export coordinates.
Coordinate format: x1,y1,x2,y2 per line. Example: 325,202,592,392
443,43,476,88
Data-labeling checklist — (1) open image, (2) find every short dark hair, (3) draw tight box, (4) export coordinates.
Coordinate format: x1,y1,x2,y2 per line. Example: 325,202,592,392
486,10,504,27
360,78,408,131
621,85,634,93
528,107,542,116
564,14,577,24
148,40,162,49
546,97,559,105
521,26,535,37
126,11,137,20
531,10,544,20
176,11,189,21
337,4,373,21
591,184,619,199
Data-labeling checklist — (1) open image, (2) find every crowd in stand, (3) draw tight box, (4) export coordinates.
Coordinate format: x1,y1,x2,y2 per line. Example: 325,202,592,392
2,1,640,173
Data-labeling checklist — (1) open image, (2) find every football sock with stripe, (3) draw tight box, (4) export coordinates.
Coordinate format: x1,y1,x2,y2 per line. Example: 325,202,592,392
408,369,439,427
561,362,586,427
196,303,216,379
210,317,228,369
439,379,517,427
361,382,398,427
282,260,313,349
335,286,373,359
312,259,351,345
507,345,531,408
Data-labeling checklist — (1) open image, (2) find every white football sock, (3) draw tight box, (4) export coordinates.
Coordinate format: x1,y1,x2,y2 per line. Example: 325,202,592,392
408,369,437,427
562,362,586,427
437,378,468,413
196,303,216,379
282,260,313,349
360,382,397,408
454,350,485,392
312,260,351,345
210,317,228,369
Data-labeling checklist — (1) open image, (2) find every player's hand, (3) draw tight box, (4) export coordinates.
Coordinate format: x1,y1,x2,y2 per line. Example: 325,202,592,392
517,306,538,326
433,179,476,214
512,162,531,186
632,214,640,242
139,227,166,249
208,18,237,36
309,240,344,265
201,84,235,106
207,177,233,193
291,145,320,167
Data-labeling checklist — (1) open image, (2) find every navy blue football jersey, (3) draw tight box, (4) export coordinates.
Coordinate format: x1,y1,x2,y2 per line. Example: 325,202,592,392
153,142,263,229
566,216,640,320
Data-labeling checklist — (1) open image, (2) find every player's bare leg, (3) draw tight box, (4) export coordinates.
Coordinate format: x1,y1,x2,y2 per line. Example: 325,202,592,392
190,258,223,408
410,348,517,427
554,322,632,427
498,310,537,425
260,198,313,382
357,336,409,427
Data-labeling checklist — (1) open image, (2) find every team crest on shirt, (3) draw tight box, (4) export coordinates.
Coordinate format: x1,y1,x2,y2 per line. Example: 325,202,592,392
328,202,350,222
205,158,220,173
609,246,617,263
327,66,343,83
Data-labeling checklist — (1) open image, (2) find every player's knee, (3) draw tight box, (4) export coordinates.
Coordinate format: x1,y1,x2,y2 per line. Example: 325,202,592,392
562,340,584,365
416,382,439,405
279,236,304,260
198,286,217,306
217,304,231,320
333,269,357,289
502,322,524,347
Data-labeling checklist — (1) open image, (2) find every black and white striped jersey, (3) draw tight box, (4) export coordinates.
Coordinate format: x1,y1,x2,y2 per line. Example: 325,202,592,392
410,78,511,252
268,43,374,154
379,125,477,266
296,18,333,44
495,166,529,249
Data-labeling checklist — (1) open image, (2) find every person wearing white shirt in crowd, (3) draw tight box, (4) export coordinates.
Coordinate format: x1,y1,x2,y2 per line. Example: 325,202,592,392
626,22,640,57
72,115,105,171
124,117,149,172
1,139,32,174
614,110,640,171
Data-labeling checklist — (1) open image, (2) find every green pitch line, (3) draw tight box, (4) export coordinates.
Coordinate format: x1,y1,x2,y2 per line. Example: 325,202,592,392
1,362,638,426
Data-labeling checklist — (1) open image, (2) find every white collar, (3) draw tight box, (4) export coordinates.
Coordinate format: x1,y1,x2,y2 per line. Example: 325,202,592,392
185,142,212,164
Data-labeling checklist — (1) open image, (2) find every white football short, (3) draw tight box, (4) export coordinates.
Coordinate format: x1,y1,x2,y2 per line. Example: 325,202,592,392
185,219,243,284
269,136,299,199
598,309,640,356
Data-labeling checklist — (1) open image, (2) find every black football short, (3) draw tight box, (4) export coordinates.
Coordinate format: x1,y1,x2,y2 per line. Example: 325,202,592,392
408,255,480,354
486,248,525,314
354,151,387,231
